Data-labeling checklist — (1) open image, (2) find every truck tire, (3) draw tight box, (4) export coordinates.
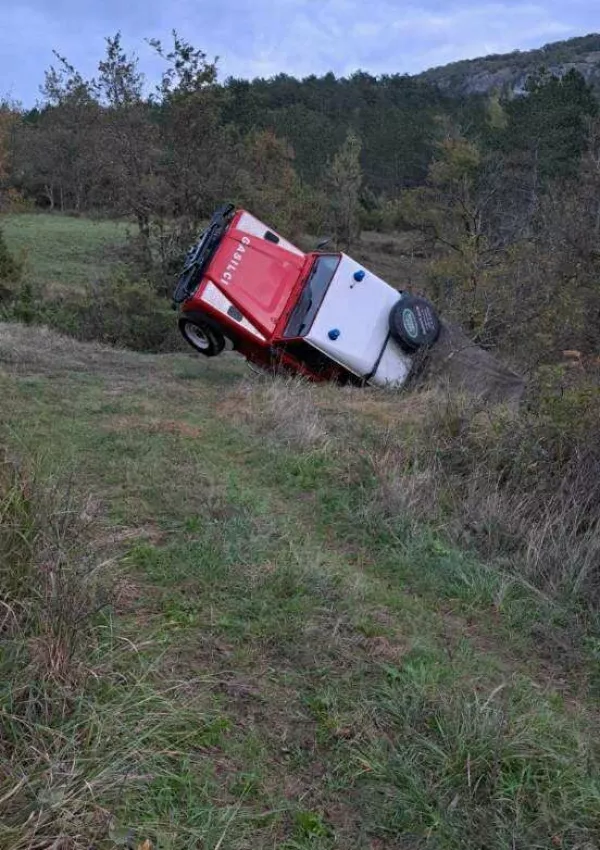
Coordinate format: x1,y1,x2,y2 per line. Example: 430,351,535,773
389,295,440,353
179,318,225,357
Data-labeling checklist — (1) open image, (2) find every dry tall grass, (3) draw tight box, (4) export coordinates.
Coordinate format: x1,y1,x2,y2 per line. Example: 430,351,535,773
231,376,331,451
232,371,600,621
353,381,600,630
0,450,117,847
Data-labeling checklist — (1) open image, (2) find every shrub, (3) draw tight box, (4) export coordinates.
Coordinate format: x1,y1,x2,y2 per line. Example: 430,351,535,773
42,270,181,352
0,226,21,282
114,221,197,298
8,280,35,323
0,226,22,303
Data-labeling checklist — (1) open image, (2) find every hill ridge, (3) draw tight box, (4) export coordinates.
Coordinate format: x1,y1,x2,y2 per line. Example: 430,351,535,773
416,31,600,95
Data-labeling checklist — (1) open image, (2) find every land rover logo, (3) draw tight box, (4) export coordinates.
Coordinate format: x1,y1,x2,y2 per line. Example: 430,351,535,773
403,308,419,339
220,236,251,286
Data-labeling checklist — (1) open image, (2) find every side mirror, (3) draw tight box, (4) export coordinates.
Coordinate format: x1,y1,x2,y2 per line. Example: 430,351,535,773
315,238,332,251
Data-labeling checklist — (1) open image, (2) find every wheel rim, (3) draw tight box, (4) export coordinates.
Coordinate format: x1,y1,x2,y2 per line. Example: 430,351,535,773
184,322,210,351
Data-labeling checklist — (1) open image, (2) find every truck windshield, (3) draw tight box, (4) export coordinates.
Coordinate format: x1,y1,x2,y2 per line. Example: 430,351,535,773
283,255,340,338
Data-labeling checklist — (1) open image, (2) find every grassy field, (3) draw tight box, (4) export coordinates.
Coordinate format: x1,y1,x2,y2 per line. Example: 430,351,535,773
1,212,130,294
1,214,599,850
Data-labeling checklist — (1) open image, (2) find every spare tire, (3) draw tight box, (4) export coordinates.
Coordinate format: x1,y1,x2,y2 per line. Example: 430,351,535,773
389,294,441,353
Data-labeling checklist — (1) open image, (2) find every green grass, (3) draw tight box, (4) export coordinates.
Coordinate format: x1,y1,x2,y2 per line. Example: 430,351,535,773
1,319,599,850
1,212,130,292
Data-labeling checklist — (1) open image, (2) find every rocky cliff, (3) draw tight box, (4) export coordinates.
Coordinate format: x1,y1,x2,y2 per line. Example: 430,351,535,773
417,33,600,96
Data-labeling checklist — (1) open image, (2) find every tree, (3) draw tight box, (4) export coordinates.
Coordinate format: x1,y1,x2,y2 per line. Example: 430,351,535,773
0,107,12,186
399,132,521,343
26,59,100,211
499,69,598,183
149,30,217,99
92,34,166,244
327,130,363,248
517,116,600,358
0,104,23,211
236,129,303,234
0,111,23,298
0,108,11,207
149,31,224,227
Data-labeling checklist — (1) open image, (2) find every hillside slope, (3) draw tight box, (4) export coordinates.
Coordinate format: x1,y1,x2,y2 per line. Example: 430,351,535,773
417,32,600,95
1,322,599,849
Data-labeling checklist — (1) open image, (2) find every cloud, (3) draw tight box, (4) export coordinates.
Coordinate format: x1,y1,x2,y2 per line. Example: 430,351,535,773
379,2,580,71
212,1,588,79
0,0,595,106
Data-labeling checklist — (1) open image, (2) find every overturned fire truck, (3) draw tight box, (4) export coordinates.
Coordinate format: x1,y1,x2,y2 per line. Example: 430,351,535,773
173,204,441,388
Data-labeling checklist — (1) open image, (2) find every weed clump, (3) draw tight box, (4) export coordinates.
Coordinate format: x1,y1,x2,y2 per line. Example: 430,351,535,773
235,377,331,451
361,656,600,849
0,452,107,676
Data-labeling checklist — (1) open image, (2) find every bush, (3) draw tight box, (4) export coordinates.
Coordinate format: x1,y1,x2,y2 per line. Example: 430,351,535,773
41,270,181,352
114,221,197,298
8,280,35,323
0,226,22,302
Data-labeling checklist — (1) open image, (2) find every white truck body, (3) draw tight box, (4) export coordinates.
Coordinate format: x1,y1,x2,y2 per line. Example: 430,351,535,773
305,254,413,387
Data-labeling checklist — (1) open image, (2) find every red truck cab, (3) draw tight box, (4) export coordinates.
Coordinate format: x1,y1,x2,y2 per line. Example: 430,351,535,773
173,204,440,387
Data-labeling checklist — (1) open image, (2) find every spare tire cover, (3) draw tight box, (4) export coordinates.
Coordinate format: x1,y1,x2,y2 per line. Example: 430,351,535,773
389,294,441,352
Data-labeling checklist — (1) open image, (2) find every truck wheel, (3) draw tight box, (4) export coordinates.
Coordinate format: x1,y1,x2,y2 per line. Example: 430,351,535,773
179,319,225,357
389,295,440,353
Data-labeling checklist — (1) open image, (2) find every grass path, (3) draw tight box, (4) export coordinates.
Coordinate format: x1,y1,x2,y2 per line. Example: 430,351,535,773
1,323,599,850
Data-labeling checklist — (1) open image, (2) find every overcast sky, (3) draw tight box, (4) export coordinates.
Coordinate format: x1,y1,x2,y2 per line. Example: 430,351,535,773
1,0,597,106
